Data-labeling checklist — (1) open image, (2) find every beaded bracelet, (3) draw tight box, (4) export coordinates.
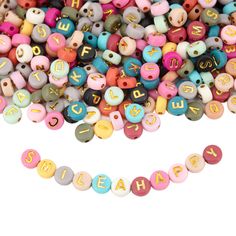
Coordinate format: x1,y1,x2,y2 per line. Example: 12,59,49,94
21,145,222,197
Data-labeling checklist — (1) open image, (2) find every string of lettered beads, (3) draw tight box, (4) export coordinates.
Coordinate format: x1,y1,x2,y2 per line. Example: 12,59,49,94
21,145,222,197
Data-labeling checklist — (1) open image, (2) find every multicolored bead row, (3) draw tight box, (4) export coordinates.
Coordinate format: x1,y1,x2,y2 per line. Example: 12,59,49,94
0,1,236,142
21,145,222,197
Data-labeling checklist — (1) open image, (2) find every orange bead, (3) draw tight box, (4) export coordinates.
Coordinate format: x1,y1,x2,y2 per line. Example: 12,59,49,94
117,77,137,89
8,48,18,66
98,99,118,116
17,0,37,9
106,67,120,86
57,47,77,63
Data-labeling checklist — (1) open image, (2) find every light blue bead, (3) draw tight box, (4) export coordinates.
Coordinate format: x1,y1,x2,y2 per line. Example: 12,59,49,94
143,46,162,63
140,77,160,90
188,70,203,87
92,57,109,74
104,86,124,106
170,3,182,9
175,79,189,88
13,89,31,108
97,31,111,51
67,101,87,121
125,103,145,123
223,2,236,15
92,174,111,194
68,67,87,87
50,59,70,78
168,96,188,116
55,18,75,38
210,49,227,69
3,105,22,124
200,72,215,88
208,25,220,37
83,32,98,48
123,58,142,77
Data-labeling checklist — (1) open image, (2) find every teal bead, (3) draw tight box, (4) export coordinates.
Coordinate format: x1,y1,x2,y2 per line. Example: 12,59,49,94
208,25,220,37
143,46,162,63
102,50,121,65
13,89,31,108
3,105,22,124
123,58,142,77
83,32,98,48
125,103,145,123
92,57,109,74
92,174,111,194
200,72,215,88
97,31,111,51
68,67,87,87
223,2,236,15
140,77,160,90
41,7,48,13
50,59,70,78
188,70,203,87
168,96,188,116
55,18,75,38
175,79,189,88
169,3,182,9
210,49,227,69
104,86,124,106
67,101,87,121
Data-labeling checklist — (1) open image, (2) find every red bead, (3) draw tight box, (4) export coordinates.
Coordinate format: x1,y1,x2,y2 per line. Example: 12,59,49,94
124,122,143,139
106,67,120,86
211,87,230,103
131,177,151,197
64,0,83,9
183,0,198,12
98,99,118,116
118,100,132,118
117,77,137,89
167,27,187,43
107,34,122,52
203,145,222,164
187,21,206,41
8,48,18,66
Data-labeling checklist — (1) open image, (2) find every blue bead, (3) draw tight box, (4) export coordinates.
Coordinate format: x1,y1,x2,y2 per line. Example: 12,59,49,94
92,57,109,74
140,77,160,90
92,174,111,194
210,49,227,69
55,18,75,38
168,96,188,116
97,31,111,51
68,67,87,87
223,2,236,15
143,46,162,63
83,32,98,48
123,58,142,77
67,101,87,121
208,25,220,37
125,103,145,123
188,70,202,87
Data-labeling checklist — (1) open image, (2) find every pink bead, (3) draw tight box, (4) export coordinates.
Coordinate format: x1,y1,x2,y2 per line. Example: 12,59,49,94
87,73,106,90
198,0,217,8
221,25,236,45
49,74,68,88
158,81,178,99
112,0,129,8
21,149,41,169
135,0,151,13
47,33,66,52
27,104,47,123
142,113,161,132
26,83,37,93
101,4,118,21
136,39,148,51
10,71,26,89
0,35,11,54
31,55,50,71
45,111,64,130
148,89,159,100
12,34,31,47
0,96,7,113
150,171,170,190
147,33,167,47
109,111,124,130
0,22,19,37
168,164,188,183
150,0,170,16
235,79,236,90
163,52,183,71
223,44,236,59
45,8,61,28
140,63,160,81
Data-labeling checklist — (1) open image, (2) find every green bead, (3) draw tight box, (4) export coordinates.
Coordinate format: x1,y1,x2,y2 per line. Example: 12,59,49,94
187,41,206,58
200,72,215,88
61,6,80,22
185,101,204,121
177,59,194,77
15,5,27,19
13,89,31,108
104,14,122,34
50,59,70,78
42,84,60,102
200,8,219,26
120,24,128,37
102,50,122,65
3,105,22,124
31,90,43,104
75,123,94,143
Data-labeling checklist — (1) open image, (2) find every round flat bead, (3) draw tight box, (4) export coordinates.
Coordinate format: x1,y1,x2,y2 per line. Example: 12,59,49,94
178,81,197,100
104,86,124,106
83,89,102,106
77,44,96,63
214,73,234,92
0,35,11,54
143,97,155,113
168,164,188,183
50,59,69,78
185,154,205,173
225,58,236,77
45,111,64,130
131,177,151,197
28,71,48,90
141,113,161,132
92,174,111,194
3,105,22,124
75,123,94,143
16,44,33,63
168,96,188,116
94,120,113,139
221,25,236,45
13,89,31,108
27,104,46,123
26,7,45,24
168,8,188,27
163,52,183,71
111,178,131,197
187,21,206,41
0,57,13,76
187,41,206,57
205,100,224,119
37,159,56,179
21,149,41,169
185,101,204,121
118,36,136,56
46,100,65,113
54,166,74,185
200,8,219,26
73,171,92,191
125,103,145,123
87,73,106,90
227,95,236,113
42,84,60,102
150,171,170,190
143,45,162,63
203,145,222,164
67,101,87,121
109,111,124,130
0,96,7,113
130,86,148,104
83,106,101,125
124,121,143,139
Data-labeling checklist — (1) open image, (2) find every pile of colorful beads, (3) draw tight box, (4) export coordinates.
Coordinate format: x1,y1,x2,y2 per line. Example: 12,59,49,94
21,145,222,197
0,0,236,142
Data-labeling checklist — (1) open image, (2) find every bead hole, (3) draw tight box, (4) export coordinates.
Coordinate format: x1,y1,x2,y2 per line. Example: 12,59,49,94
114,115,118,119
109,54,113,58
3,82,8,86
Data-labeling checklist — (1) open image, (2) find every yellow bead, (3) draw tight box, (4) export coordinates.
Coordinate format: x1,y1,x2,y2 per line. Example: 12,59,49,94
94,120,113,139
37,159,56,179
162,42,177,55
155,96,167,115
20,20,34,36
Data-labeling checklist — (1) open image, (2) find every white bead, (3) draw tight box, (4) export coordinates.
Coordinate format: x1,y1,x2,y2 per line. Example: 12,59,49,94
197,84,213,104
16,44,33,63
176,41,190,59
83,106,101,125
144,24,157,39
111,178,131,197
26,8,45,24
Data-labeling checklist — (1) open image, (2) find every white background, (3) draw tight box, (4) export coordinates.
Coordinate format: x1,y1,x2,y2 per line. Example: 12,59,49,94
0,106,235,236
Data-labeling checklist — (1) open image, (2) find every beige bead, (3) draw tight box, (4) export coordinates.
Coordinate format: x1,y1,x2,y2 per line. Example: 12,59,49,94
118,36,136,56
66,30,84,50
215,73,234,92
227,95,236,113
185,154,205,173
205,100,224,119
0,78,14,97
168,8,188,27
